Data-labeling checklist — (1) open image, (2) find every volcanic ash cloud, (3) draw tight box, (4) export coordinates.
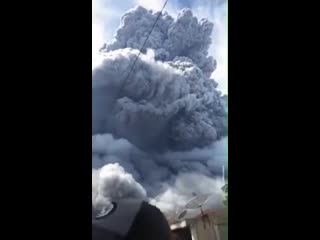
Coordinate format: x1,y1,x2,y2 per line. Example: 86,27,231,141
92,6,227,152
92,6,228,215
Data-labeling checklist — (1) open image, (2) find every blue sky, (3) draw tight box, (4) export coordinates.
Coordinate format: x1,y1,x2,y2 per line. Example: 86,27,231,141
176,0,193,8
92,0,227,93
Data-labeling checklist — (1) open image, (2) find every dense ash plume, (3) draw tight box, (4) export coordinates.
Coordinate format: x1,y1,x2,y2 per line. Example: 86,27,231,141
92,133,227,213
92,5,227,216
104,6,215,77
150,173,225,218
92,163,147,211
93,6,227,152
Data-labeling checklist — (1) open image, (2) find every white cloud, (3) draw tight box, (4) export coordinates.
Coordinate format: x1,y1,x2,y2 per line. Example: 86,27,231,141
150,173,225,217
135,0,180,16
212,2,227,94
92,23,104,55
191,1,227,94
135,0,165,10
92,0,134,55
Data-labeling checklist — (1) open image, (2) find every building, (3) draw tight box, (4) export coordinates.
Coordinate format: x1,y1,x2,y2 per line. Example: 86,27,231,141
170,208,227,240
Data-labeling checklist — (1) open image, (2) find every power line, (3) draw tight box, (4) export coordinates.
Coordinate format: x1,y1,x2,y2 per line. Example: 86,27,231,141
121,0,169,86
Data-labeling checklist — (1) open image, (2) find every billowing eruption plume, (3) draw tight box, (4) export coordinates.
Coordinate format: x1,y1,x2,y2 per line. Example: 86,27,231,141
104,7,215,77
92,6,227,152
92,163,147,211
92,5,227,216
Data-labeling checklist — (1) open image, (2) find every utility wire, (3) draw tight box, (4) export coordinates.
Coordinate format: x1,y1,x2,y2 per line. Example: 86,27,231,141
121,0,169,86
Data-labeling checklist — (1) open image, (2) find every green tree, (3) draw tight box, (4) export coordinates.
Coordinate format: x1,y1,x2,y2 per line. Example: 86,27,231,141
222,183,228,240
222,184,228,206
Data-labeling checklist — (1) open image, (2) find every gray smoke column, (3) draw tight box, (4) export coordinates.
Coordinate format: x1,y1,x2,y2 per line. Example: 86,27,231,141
92,5,228,215
92,6,227,152
92,133,227,214
150,173,225,218
92,163,147,210
104,6,215,77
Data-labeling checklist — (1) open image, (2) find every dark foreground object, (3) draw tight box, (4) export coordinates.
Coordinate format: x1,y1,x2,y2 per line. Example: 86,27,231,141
92,200,171,240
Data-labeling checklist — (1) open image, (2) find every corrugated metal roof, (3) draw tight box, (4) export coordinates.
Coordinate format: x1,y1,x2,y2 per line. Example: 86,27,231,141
169,207,227,227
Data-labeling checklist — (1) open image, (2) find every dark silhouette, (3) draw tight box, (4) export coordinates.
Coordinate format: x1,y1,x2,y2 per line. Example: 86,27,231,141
92,199,171,240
